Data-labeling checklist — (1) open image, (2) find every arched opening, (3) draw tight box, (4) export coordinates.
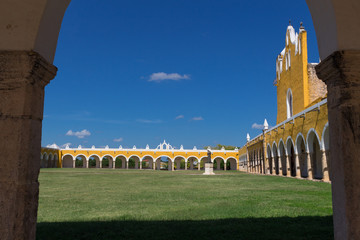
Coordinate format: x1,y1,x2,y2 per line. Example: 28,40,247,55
115,156,127,169
75,155,87,168
286,138,296,177
323,125,330,179
141,156,154,169
272,144,279,175
41,153,48,168
47,154,53,168
89,155,101,168
199,156,209,170
267,145,273,174
287,89,293,119
155,156,172,171
102,155,114,169
174,156,186,170
53,154,59,168
62,154,74,168
279,141,287,176
213,157,225,171
226,158,237,170
308,130,323,180
296,135,308,178
128,156,141,169
187,157,199,170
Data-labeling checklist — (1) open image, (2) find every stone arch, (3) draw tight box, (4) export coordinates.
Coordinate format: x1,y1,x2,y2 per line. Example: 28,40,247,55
199,156,210,170
322,123,330,180
62,154,74,168
226,157,237,170
272,142,279,175
41,152,48,168
213,157,225,171
75,154,87,168
267,144,273,174
286,137,296,177
128,155,141,169
186,156,199,170
53,154,59,168
307,129,323,179
278,139,287,176
115,155,127,169
101,155,114,169
141,155,154,169
296,133,308,178
174,156,186,170
88,154,101,168
154,156,173,171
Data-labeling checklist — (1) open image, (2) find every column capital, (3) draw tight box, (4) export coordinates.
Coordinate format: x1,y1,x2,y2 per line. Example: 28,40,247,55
0,51,57,119
0,51,57,87
316,50,360,85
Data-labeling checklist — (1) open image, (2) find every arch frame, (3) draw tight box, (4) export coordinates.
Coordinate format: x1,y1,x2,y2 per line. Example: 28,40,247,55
306,128,322,153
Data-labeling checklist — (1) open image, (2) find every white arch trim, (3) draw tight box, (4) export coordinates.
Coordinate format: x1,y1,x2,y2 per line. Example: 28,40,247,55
266,144,272,158
225,157,238,163
114,154,128,160
306,128,322,153
154,155,174,162
186,155,199,161
62,153,75,160
173,155,187,163
128,155,141,161
285,136,295,155
75,154,88,160
272,141,278,157
278,139,287,156
295,132,307,154
321,122,329,151
88,154,101,160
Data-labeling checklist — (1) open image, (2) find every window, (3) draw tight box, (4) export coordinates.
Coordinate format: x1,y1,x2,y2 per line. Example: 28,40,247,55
287,89,293,118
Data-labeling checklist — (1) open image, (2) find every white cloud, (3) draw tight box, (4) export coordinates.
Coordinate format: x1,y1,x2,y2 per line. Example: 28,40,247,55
137,119,163,124
192,117,204,121
148,72,190,82
175,115,184,120
252,123,264,130
113,137,123,142
66,129,91,139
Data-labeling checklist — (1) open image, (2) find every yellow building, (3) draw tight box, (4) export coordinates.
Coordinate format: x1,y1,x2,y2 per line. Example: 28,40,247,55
239,23,330,181
41,141,239,171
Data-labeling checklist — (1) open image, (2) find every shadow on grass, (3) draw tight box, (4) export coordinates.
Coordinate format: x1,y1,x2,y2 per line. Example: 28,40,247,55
37,216,333,240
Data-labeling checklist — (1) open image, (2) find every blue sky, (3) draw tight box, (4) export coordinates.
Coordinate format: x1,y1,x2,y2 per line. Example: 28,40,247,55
42,0,319,149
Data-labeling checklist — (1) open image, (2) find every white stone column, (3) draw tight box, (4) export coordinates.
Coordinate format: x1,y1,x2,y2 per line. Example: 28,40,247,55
224,161,227,171
321,150,330,181
86,160,89,169
198,162,201,171
140,161,142,169
295,154,300,177
305,152,313,180
72,159,76,168
112,161,115,169
126,160,129,169
286,155,291,176
99,160,102,169
185,160,187,170
171,161,174,171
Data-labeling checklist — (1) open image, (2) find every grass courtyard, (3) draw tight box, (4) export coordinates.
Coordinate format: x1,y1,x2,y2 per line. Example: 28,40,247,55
36,169,333,240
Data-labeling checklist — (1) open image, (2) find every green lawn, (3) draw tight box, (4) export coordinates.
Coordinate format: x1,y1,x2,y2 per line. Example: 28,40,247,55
36,169,333,240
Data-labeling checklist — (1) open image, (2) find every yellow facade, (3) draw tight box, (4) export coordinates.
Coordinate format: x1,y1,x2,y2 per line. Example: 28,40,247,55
241,24,330,181
41,145,239,171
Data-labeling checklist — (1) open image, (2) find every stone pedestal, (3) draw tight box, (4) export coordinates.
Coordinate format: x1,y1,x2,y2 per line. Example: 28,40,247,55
316,50,360,240
203,163,215,175
0,51,56,240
